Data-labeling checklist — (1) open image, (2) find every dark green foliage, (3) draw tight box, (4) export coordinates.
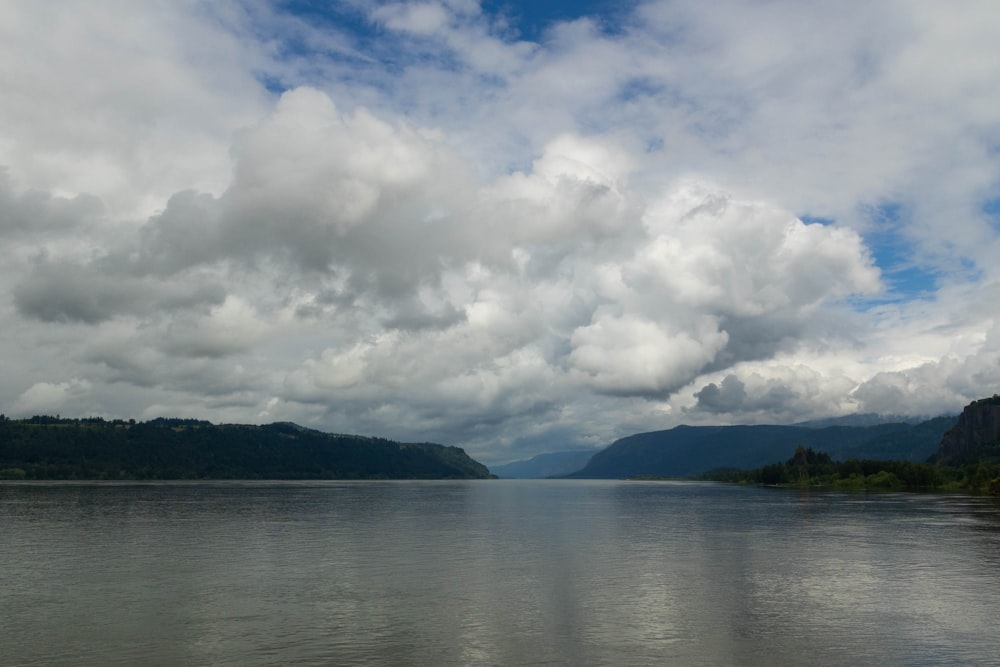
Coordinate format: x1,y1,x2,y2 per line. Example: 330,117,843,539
702,448,1000,494
0,418,492,480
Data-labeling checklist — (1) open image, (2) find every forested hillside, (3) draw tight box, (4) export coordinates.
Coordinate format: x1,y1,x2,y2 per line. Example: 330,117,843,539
0,417,492,480
703,445,1000,495
566,417,956,479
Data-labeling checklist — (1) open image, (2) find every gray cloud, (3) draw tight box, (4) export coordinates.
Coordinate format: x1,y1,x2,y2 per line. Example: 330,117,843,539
0,171,104,237
694,375,747,413
13,258,227,324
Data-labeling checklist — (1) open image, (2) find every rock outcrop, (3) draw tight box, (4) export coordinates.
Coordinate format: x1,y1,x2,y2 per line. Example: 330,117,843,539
937,395,1000,464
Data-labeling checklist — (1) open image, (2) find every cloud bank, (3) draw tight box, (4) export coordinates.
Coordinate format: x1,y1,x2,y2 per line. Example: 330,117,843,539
2,1,999,462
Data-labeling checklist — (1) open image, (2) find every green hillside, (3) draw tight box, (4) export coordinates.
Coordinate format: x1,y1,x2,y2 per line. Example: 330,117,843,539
703,445,1000,495
566,417,956,479
0,416,492,480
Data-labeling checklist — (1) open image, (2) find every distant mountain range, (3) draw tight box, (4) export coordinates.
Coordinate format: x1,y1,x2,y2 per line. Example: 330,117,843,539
489,450,596,479
562,416,958,479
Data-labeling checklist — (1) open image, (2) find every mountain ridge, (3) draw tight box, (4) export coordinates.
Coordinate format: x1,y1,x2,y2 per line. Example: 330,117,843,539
0,416,493,480
564,416,957,479
489,449,596,479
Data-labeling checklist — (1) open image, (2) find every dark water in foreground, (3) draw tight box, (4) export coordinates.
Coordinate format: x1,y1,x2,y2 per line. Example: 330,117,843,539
3,480,1000,666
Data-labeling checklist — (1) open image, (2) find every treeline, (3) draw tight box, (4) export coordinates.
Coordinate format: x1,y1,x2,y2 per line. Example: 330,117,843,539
0,418,493,480
702,446,1000,495
0,415,210,427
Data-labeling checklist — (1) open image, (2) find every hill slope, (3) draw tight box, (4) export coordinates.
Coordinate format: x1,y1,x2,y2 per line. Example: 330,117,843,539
0,417,492,480
566,417,956,479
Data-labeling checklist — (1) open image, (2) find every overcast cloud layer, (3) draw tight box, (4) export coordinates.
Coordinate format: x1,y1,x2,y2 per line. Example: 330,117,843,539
2,1,999,463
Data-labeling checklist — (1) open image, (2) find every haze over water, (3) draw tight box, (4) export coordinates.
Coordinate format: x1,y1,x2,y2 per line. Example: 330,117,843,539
3,480,1000,666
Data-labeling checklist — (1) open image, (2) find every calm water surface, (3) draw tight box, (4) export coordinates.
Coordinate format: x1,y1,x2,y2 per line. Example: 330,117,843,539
3,480,1000,666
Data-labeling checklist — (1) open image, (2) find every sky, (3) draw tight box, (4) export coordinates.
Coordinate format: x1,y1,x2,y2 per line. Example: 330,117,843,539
2,0,1000,464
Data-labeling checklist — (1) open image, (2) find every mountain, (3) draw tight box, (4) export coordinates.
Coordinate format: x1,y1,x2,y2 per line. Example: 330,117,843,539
566,417,957,479
0,416,493,480
489,450,596,479
937,396,1000,465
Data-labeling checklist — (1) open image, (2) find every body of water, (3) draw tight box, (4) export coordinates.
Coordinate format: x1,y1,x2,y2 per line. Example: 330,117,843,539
3,480,1000,666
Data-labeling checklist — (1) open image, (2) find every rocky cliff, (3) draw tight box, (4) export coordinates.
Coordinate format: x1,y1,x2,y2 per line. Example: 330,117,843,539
937,395,1000,464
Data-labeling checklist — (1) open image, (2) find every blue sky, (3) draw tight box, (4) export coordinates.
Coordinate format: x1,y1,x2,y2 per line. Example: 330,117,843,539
278,0,638,40
478,0,639,38
1,0,999,462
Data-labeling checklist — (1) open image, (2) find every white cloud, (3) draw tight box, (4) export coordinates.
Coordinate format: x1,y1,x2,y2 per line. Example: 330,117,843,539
371,2,452,35
12,379,96,417
1,1,999,463
570,314,729,396
0,2,270,220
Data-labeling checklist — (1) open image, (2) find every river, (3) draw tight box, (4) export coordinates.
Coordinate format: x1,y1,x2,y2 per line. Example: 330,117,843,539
3,480,1000,665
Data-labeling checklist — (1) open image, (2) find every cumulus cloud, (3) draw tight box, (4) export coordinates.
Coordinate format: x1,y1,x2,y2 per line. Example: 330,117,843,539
1,1,999,462
0,2,270,219
570,314,729,397
694,375,747,413
853,315,1000,416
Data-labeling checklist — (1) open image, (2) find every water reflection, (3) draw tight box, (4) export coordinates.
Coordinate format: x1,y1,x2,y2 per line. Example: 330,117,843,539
3,481,1000,665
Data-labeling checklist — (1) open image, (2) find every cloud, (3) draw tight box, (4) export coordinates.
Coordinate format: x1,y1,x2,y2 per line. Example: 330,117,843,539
372,2,452,35
13,257,227,324
0,2,270,219
12,379,96,417
1,1,999,462
0,76,955,454
852,315,1000,416
0,171,104,238
694,375,747,413
686,362,860,424
570,314,729,397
